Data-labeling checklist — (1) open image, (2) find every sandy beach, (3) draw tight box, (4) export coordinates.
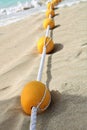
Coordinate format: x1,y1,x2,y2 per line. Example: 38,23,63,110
0,2,87,130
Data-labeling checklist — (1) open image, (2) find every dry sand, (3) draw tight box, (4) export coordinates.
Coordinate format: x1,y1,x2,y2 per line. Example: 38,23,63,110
0,2,87,130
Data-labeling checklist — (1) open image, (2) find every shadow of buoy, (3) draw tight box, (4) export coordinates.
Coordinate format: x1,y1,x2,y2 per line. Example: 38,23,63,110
53,13,60,17
50,24,61,30
50,43,64,54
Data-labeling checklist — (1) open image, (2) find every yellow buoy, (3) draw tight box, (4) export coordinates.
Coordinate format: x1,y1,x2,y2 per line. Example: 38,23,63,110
37,36,54,54
47,2,54,9
46,9,55,18
43,18,55,29
52,0,59,5
21,81,51,115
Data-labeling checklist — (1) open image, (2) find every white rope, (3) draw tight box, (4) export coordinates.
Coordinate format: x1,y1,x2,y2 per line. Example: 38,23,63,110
46,25,50,37
49,14,51,19
37,46,46,81
29,85,47,130
30,107,37,130
37,87,47,109
30,13,51,130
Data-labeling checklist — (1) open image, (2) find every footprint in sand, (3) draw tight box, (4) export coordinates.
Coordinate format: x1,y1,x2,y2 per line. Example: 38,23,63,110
81,43,87,47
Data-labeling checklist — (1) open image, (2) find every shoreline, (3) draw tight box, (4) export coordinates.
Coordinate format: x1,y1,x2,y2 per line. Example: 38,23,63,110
0,1,87,27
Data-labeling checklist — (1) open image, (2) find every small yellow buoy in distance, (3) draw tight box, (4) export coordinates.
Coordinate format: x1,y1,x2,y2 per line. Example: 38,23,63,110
52,0,59,6
21,81,51,115
43,18,55,29
37,36,54,54
47,2,54,9
46,9,55,18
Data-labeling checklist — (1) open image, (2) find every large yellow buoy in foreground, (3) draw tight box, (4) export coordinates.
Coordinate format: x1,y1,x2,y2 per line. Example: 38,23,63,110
46,9,55,17
37,36,54,54
21,81,51,115
43,18,55,29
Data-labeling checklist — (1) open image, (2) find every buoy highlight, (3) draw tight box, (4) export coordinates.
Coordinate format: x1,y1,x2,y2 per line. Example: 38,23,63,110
46,9,55,18
43,18,55,29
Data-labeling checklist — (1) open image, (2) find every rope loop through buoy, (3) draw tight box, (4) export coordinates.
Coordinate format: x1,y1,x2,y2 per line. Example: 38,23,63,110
44,37,52,47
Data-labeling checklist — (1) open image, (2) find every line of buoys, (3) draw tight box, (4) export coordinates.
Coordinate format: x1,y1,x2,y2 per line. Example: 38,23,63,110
21,0,62,130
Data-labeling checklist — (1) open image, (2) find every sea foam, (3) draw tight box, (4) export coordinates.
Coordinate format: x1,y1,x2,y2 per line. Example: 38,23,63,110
0,0,87,26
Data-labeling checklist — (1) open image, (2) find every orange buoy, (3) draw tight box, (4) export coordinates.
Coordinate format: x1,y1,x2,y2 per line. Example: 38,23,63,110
43,18,55,29
52,0,59,5
21,81,51,115
47,2,54,9
37,36,54,54
46,9,55,18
